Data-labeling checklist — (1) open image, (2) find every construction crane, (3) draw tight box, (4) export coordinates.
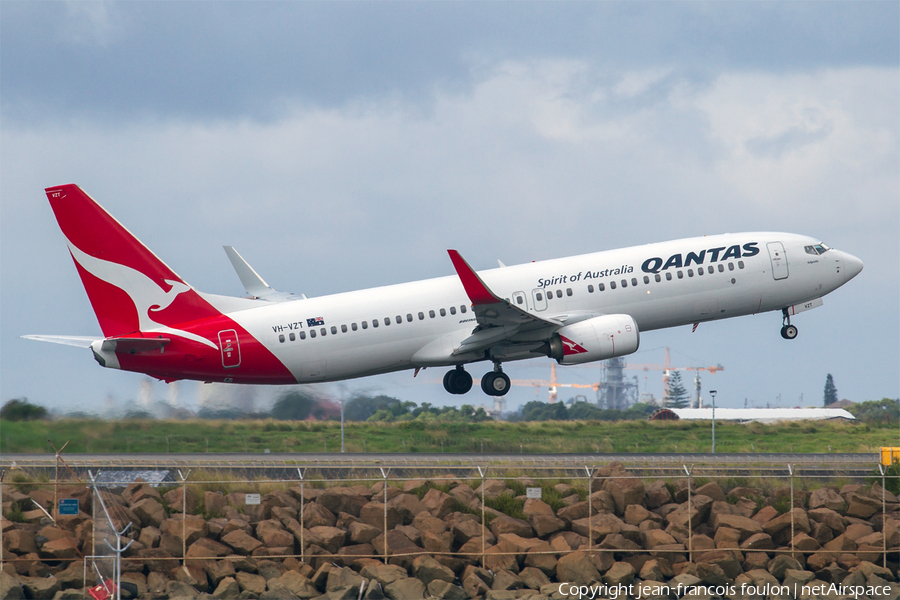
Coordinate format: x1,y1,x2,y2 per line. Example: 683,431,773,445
512,348,723,408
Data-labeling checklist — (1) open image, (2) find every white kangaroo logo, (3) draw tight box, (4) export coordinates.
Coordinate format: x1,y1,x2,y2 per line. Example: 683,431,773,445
66,238,217,349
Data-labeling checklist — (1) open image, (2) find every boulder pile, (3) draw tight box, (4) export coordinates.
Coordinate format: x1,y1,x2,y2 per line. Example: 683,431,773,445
1,462,898,599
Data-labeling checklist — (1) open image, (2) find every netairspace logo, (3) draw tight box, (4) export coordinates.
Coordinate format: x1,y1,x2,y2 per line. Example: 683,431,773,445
557,582,894,600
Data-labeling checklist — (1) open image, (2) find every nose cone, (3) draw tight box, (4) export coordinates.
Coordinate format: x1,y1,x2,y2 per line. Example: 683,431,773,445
842,251,864,280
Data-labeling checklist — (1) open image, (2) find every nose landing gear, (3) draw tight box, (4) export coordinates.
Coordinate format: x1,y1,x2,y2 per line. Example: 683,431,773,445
781,309,798,340
443,365,473,395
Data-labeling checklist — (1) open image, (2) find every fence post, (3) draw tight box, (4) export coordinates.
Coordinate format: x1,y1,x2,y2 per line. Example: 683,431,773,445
683,464,693,563
788,464,795,557
878,463,887,568
584,466,593,552
379,468,390,565
477,466,487,569
177,469,191,565
297,468,305,564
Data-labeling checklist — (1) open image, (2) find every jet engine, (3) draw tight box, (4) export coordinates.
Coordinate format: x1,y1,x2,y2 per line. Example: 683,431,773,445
546,314,640,365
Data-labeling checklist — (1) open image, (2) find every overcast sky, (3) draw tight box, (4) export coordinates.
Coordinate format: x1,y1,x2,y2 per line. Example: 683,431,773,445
2,2,898,418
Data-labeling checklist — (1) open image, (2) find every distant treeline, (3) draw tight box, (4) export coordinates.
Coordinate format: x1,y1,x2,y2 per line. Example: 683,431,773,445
2,395,897,424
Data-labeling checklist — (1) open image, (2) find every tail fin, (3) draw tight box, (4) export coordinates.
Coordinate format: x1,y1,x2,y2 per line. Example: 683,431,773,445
45,184,218,340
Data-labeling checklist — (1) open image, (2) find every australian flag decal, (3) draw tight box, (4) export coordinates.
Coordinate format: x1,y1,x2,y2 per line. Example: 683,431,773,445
307,317,325,327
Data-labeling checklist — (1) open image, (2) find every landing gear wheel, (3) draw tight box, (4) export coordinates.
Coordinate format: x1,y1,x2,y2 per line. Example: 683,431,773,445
443,367,473,394
481,371,511,396
780,324,798,340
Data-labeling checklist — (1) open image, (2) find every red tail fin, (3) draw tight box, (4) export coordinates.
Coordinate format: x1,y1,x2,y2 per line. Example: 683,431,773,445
45,184,218,339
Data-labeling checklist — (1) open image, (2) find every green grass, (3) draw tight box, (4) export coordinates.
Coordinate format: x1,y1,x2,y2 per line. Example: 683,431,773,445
0,417,895,455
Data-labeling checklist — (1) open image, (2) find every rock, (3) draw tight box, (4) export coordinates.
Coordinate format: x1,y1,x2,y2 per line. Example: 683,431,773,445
318,489,369,518
556,551,601,585
37,536,78,560
846,493,881,519
427,579,468,600
762,508,811,539
695,482,726,502
412,555,454,584
387,493,427,525
211,576,240,599
359,502,400,531
767,555,803,580
162,516,209,547
529,511,565,538
361,564,410,587
740,532,775,550
384,577,426,600
19,575,60,600
132,497,167,528
421,489,456,519
186,537,232,558
307,525,345,553
301,502,337,528
490,515,534,539
783,568,815,590
603,561,636,586
451,518,495,546
270,570,320,598
645,480,673,509
791,532,820,551
463,574,491,598
519,566,551,590
164,487,198,514
221,530,264,555
809,487,846,512
491,568,524,590
523,540,557,577
5,529,38,554
711,513,764,540
666,495,713,529
751,505,779,525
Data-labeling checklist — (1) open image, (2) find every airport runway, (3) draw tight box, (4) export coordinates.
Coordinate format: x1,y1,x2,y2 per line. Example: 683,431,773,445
1,452,883,480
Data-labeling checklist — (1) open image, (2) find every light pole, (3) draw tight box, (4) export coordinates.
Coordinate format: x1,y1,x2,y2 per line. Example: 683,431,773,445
710,390,717,453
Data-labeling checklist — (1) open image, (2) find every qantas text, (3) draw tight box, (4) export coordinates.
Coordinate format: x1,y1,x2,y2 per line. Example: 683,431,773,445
641,242,759,274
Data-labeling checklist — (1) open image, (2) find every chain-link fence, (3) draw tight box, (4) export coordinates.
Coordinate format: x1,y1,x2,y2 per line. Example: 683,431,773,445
2,460,898,598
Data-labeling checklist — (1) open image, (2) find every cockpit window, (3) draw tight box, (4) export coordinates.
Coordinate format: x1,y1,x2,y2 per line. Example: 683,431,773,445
805,243,831,256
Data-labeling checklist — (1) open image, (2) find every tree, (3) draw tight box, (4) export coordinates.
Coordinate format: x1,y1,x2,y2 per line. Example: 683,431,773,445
0,398,48,421
823,374,838,406
665,371,690,408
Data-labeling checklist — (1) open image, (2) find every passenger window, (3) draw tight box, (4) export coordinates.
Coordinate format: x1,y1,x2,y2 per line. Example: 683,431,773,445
279,334,285,343
655,274,661,283
708,266,715,274
688,269,694,277
395,315,402,324
644,276,650,284
310,329,317,337
289,333,296,341
299,331,306,340
516,295,524,304
450,306,456,315
362,321,368,329
384,317,391,326
599,283,605,291
535,292,543,301
632,278,638,286
321,328,327,336
351,323,358,331
621,279,627,288
406,314,413,322
728,263,735,271
440,308,446,317
331,326,337,334
697,268,703,276
553,290,560,298
677,271,684,279
588,285,594,293
738,261,745,269
429,310,435,318
566,288,572,297
666,273,672,281
718,264,724,273
372,320,378,328
418,312,424,320
461,305,467,313
341,324,348,333
610,281,617,290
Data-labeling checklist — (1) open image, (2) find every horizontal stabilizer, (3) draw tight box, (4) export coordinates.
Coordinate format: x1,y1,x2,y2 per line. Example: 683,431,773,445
224,246,301,302
22,335,97,348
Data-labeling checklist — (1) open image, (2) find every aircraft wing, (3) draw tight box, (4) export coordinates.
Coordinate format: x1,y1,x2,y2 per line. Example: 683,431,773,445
224,246,303,302
447,250,561,355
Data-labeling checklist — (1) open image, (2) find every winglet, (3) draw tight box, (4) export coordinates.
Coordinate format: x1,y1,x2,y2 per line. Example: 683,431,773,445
447,250,502,305
224,246,299,302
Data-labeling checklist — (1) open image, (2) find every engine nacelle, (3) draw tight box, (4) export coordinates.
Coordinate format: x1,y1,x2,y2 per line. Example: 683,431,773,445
547,314,640,365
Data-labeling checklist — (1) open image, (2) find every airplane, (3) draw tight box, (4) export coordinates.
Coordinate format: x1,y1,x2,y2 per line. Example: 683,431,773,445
25,184,863,397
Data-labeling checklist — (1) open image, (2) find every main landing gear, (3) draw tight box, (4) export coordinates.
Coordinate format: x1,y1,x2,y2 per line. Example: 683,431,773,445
442,364,511,396
781,309,798,340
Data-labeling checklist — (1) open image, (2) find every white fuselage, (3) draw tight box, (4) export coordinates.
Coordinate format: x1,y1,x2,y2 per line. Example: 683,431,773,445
214,232,861,384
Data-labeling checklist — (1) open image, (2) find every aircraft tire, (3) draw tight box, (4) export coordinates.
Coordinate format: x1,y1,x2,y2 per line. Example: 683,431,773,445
444,368,472,394
481,371,511,396
781,325,798,340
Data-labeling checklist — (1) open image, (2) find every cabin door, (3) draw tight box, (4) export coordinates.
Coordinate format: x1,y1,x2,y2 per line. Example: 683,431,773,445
767,242,789,280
